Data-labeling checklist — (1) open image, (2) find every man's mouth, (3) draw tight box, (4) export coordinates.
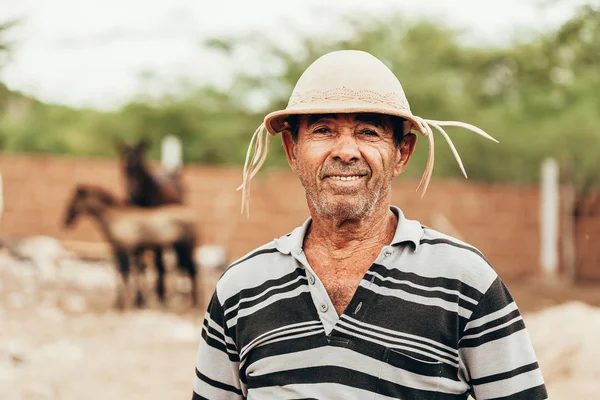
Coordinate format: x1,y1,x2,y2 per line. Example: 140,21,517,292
326,175,364,181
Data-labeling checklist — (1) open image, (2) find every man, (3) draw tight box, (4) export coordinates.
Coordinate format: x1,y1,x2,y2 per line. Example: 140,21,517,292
192,50,548,399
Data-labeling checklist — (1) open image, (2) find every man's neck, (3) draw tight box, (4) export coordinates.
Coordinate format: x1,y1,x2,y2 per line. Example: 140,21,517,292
304,204,397,261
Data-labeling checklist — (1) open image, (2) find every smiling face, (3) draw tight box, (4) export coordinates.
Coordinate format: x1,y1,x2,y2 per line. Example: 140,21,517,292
282,113,416,221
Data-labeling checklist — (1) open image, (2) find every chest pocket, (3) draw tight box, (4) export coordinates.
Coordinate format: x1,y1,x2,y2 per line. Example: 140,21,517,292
376,348,443,400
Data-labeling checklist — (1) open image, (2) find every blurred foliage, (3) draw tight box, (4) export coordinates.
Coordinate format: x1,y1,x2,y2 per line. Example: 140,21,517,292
0,5,599,187
0,20,15,64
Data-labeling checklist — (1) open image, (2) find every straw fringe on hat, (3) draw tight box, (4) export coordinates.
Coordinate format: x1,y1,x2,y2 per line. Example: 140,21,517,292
237,50,498,216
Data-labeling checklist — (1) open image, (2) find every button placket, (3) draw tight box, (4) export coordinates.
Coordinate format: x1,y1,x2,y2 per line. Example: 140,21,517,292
381,246,392,257
294,250,337,334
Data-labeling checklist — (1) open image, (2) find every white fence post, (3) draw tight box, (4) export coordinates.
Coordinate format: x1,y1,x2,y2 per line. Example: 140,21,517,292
161,135,182,172
540,158,559,281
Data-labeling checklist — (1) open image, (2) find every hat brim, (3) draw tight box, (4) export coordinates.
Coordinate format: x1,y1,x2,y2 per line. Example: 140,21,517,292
264,103,424,136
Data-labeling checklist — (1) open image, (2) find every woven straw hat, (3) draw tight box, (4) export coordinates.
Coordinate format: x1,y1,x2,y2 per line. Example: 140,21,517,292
238,50,498,215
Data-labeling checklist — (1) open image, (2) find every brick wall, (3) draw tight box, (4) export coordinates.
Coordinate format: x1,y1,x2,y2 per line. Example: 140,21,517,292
576,217,600,280
0,152,561,281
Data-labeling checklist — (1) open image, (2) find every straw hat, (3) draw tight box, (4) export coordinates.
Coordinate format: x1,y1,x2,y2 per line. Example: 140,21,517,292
238,50,498,215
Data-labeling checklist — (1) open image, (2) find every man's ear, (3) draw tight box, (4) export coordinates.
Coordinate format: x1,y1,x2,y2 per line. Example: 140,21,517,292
281,130,299,173
393,133,417,177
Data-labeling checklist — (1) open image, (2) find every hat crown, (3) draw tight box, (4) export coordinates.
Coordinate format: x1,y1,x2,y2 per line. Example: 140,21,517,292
286,50,411,112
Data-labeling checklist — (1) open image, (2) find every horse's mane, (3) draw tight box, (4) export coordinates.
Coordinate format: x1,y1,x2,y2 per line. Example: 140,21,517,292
75,184,124,206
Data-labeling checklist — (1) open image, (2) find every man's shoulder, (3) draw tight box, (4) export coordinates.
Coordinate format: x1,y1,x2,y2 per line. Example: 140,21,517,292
416,225,498,293
419,225,491,266
213,235,293,301
221,240,283,276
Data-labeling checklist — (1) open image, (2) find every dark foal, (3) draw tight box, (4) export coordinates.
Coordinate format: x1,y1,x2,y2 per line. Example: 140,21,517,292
63,184,199,309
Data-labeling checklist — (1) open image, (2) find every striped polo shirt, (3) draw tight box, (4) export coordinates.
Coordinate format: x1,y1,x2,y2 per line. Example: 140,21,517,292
192,206,547,399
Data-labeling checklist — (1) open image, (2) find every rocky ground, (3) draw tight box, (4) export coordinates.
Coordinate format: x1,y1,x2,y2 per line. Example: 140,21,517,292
0,249,599,399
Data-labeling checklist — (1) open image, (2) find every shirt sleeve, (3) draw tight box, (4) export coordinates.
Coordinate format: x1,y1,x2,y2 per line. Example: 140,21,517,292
192,290,245,400
458,276,548,399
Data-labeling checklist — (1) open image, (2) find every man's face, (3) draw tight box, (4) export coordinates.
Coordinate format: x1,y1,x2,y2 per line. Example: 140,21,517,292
282,113,416,220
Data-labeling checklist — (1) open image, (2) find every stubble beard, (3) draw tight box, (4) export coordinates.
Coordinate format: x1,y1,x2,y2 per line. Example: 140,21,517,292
300,176,392,221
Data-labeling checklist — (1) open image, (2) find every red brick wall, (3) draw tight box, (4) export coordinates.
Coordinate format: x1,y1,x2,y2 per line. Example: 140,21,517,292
0,153,552,280
576,217,600,280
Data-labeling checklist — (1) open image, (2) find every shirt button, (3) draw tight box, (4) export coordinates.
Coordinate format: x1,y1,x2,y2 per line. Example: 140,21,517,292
384,250,392,257
308,274,316,285
319,303,328,313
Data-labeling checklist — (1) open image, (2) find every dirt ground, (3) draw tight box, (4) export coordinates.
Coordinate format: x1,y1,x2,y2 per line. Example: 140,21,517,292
1,250,599,400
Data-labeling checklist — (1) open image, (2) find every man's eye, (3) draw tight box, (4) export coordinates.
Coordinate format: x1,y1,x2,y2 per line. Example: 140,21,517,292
314,127,331,134
360,129,379,136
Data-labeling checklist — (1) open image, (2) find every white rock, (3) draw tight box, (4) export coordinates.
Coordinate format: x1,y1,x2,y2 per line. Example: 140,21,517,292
7,293,24,309
37,306,65,322
195,245,228,270
525,301,600,383
40,340,83,362
63,295,86,314
0,363,15,382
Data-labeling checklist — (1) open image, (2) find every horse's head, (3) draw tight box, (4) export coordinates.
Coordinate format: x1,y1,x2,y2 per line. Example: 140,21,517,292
63,185,121,228
116,139,150,175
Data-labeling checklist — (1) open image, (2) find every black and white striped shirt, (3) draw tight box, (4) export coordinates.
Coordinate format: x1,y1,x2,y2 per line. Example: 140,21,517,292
192,206,547,399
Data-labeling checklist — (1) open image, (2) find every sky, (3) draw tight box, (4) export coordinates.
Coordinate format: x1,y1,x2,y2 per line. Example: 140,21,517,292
0,0,595,110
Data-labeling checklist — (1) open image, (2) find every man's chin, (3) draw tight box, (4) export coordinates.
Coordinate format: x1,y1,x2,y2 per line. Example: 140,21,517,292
313,199,374,220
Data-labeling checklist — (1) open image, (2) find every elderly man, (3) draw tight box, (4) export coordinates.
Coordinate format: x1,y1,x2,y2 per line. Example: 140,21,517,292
192,50,547,399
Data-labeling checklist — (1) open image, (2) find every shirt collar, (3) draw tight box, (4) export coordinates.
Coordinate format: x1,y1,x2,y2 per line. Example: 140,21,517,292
388,205,423,250
274,205,423,255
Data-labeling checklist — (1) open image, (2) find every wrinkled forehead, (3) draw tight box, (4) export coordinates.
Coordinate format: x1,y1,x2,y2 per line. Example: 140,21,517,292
300,113,393,129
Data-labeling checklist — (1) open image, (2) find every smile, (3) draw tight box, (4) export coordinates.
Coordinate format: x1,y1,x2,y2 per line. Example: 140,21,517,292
326,175,364,181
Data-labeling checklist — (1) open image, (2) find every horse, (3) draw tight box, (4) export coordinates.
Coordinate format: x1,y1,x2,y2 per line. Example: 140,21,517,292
117,138,184,206
115,138,186,303
62,184,199,310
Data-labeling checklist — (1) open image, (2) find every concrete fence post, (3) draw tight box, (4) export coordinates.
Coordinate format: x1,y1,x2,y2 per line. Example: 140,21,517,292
540,158,559,281
161,135,182,172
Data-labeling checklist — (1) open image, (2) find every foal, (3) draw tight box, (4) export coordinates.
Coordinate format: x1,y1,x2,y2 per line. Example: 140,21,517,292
63,184,199,309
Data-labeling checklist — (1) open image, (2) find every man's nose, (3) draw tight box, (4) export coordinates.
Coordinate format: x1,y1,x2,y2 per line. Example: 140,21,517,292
331,131,361,163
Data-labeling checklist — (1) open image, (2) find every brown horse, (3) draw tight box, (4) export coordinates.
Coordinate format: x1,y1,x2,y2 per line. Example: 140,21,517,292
63,184,199,309
116,138,186,304
117,139,184,206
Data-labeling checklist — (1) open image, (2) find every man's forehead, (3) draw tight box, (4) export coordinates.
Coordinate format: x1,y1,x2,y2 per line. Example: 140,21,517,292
304,113,391,127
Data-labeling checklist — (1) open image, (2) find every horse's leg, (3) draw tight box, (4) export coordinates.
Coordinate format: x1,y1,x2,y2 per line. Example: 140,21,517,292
153,246,167,306
133,247,147,308
174,242,198,307
114,250,130,310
